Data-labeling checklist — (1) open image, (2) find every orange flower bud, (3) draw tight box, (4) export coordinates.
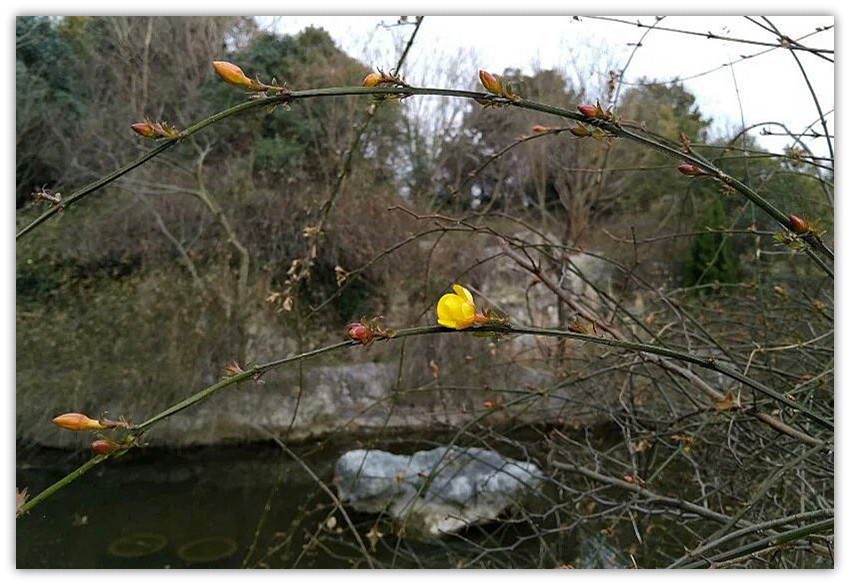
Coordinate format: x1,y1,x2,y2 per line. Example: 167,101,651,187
531,125,550,133
90,439,120,455
130,122,157,138
478,70,502,95
362,73,382,87
212,61,253,88
788,214,810,234
52,413,106,431
677,163,703,176
347,323,373,344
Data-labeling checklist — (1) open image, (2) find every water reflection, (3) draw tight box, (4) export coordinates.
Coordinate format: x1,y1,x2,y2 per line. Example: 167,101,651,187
17,437,586,568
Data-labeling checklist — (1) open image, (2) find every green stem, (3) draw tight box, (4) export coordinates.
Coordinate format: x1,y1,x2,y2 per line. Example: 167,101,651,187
18,454,107,517
133,339,355,433
16,140,178,239
20,319,832,517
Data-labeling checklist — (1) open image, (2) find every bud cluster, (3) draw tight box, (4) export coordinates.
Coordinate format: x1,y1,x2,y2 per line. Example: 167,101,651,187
347,318,396,346
576,100,619,124
677,163,706,176
212,61,289,98
131,119,181,140
222,359,264,384
222,360,244,377
52,412,135,457
477,69,520,105
52,412,129,432
90,439,128,455
568,122,611,140
361,68,409,88
788,214,810,234
362,68,410,102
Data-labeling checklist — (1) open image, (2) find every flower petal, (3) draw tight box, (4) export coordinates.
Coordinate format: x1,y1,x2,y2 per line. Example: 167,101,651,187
437,293,462,328
452,284,475,305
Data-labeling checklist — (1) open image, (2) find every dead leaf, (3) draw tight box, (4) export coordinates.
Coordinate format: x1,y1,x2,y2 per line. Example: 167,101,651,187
632,439,651,453
429,359,439,380
623,474,645,485
16,487,28,517
302,225,320,238
366,524,383,552
334,265,349,287
222,360,243,377
714,391,737,413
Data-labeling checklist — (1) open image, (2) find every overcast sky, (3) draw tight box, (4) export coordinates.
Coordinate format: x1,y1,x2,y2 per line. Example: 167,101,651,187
262,15,834,160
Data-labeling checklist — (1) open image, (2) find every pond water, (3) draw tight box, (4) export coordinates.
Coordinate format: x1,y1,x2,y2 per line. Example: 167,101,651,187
17,436,585,569
17,433,648,569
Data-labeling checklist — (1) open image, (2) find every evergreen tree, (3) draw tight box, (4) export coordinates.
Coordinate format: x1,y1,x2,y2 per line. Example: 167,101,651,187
682,195,738,289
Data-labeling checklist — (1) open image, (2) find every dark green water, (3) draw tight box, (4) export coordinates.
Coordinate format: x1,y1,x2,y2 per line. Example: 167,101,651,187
17,437,596,569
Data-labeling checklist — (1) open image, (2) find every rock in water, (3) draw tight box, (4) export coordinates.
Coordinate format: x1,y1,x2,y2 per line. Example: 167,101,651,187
334,446,543,536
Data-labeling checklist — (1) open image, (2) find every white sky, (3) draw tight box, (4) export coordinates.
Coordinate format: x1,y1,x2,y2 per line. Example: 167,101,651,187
262,15,834,159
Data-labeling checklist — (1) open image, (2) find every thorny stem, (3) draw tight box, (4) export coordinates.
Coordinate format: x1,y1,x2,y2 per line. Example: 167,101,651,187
19,319,831,517
16,85,834,276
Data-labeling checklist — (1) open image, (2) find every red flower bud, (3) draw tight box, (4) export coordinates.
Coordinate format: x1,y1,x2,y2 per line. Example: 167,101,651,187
478,70,502,95
677,163,703,176
90,439,120,455
347,323,372,344
131,120,180,140
130,123,157,138
788,214,809,234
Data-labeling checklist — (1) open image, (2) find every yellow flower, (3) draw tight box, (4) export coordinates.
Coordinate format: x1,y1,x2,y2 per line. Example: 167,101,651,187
437,284,477,330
